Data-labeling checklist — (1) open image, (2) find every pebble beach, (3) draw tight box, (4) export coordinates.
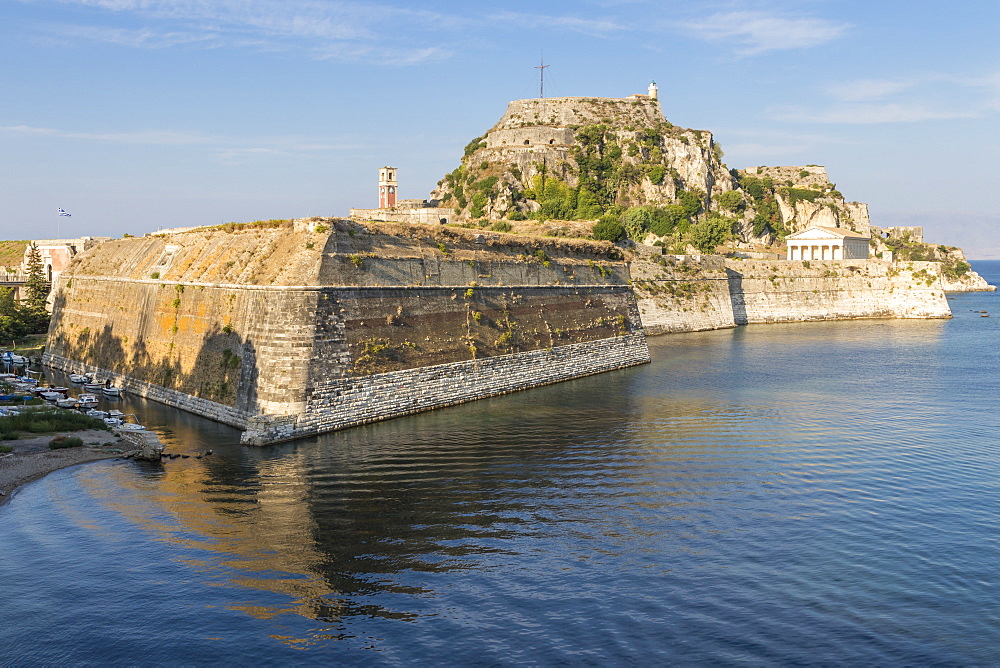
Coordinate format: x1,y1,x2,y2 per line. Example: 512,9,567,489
0,430,127,506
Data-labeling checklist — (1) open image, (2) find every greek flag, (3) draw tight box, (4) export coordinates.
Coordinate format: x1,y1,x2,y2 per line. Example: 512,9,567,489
58,208,71,217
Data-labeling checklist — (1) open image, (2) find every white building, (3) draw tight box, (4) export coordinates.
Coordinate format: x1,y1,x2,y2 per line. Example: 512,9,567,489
785,226,870,261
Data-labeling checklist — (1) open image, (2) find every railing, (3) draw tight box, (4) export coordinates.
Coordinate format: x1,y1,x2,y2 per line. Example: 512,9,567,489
0,273,47,284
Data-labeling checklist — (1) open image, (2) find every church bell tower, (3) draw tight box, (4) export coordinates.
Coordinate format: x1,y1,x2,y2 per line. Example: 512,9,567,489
379,166,397,208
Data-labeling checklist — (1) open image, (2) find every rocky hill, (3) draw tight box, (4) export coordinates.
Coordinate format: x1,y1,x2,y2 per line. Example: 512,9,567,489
427,94,876,252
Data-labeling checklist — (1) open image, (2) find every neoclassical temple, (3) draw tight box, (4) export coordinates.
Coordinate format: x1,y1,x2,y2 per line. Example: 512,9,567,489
785,226,870,261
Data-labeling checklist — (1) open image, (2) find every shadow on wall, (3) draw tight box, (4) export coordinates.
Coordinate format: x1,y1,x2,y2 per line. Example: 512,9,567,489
725,268,748,325
47,289,261,414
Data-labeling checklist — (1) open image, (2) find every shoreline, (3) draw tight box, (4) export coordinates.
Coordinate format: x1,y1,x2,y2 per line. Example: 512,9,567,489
0,429,130,507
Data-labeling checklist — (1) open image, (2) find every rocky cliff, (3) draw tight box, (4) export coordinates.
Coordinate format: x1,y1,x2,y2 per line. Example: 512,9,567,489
430,96,734,224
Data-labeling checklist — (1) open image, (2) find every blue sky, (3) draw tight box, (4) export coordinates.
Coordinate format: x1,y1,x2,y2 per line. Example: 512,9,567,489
3,0,999,256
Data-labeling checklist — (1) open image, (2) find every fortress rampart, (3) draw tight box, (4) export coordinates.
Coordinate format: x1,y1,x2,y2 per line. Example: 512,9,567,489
630,256,951,334
44,220,650,444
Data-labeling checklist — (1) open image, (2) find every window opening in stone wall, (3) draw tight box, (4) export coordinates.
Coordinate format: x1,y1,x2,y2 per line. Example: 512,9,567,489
524,140,530,145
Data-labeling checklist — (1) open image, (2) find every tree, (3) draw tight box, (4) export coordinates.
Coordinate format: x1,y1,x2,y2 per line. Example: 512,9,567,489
24,243,47,312
691,214,736,253
592,216,625,242
21,243,50,333
715,190,745,213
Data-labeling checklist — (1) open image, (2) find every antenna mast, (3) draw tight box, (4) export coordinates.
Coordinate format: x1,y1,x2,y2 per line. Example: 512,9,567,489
534,56,549,98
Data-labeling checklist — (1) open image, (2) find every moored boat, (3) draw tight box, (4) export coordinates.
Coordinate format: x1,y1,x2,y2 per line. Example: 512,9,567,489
69,374,90,384
76,393,100,407
102,385,122,397
56,397,78,409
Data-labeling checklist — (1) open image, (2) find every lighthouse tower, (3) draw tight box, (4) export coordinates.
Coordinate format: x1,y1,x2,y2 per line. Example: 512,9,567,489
648,81,658,101
378,167,397,209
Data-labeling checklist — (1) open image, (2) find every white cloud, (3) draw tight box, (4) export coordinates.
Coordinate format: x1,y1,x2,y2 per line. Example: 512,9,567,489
770,71,1000,124
0,124,365,164
312,43,451,66
19,0,462,61
825,79,917,103
769,103,979,124
487,11,624,36
715,128,846,164
1,125,210,144
679,10,848,55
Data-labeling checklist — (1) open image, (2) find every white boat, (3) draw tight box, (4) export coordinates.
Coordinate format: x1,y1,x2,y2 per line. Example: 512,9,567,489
108,409,124,418
1,352,27,366
76,393,100,407
69,374,90,384
103,417,123,427
56,397,78,409
102,386,122,397
40,391,64,402
117,422,146,431
84,382,104,392
85,409,109,419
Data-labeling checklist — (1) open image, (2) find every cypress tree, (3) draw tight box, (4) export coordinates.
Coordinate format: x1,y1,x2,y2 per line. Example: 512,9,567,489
21,242,50,333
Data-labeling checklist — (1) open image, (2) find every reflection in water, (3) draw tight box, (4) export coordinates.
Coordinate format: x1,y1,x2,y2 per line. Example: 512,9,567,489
6,306,997,663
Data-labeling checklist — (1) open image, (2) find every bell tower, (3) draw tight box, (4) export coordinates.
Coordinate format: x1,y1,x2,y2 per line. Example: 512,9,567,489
378,166,397,208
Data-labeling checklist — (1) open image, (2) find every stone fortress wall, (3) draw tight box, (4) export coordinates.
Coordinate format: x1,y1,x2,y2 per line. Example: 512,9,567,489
44,219,651,444
629,255,951,334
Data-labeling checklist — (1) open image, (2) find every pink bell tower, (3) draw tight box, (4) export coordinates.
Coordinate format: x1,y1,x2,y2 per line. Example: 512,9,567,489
379,166,397,208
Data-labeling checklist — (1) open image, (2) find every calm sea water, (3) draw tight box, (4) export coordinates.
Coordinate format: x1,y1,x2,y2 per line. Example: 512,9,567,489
3,263,1000,665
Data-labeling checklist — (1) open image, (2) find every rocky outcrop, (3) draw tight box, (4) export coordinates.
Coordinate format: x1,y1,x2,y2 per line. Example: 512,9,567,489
430,96,734,222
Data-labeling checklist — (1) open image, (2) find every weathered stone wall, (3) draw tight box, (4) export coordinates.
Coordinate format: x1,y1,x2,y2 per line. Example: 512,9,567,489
45,219,651,443
726,259,952,323
245,333,649,445
630,255,736,334
629,256,954,334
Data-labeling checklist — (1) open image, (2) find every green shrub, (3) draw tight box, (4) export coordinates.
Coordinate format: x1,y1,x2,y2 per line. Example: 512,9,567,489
49,436,84,449
592,217,625,242
491,221,513,232
0,443,12,453
715,190,745,212
150,272,160,279
0,408,108,435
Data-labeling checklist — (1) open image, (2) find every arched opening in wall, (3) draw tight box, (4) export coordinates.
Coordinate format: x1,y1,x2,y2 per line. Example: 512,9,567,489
549,139,555,144
524,140,530,145
439,218,448,225
46,264,52,282
882,231,889,239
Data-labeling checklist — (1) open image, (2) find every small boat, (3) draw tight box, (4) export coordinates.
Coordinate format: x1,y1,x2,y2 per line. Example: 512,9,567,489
40,391,64,402
108,409,124,418
103,417,123,427
117,414,146,431
117,422,146,431
69,374,90,384
76,393,100,407
102,386,122,397
33,386,69,396
56,397,78,409
1,352,28,366
85,409,109,419
84,382,104,392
